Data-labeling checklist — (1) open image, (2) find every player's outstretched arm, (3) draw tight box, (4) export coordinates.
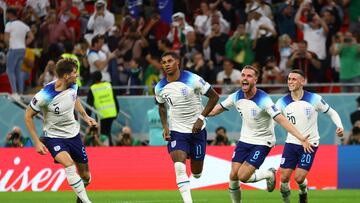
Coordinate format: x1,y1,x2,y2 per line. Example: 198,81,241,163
75,98,97,127
325,107,344,137
208,104,225,117
158,102,170,141
24,106,48,155
274,114,314,153
192,88,219,133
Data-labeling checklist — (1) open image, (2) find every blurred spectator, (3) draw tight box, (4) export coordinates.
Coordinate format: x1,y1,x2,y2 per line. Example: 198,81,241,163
118,24,147,62
211,126,234,146
246,6,276,66
188,51,216,84
217,0,237,31
180,31,202,70
330,32,360,92
278,34,294,73
204,9,230,36
122,58,143,95
0,38,6,74
261,56,283,90
167,12,194,51
287,40,321,83
58,0,81,41
194,1,211,35
345,125,360,145
87,71,119,146
147,100,167,146
225,24,254,68
115,126,141,146
203,21,229,69
343,0,360,36
85,0,115,44
350,96,360,126
22,47,36,91
87,34,117,83
83,126,109,147
38,60,57,86
4,126,32,147
40,9,73,45
274,2,296,40
5,7,34,96
216,58,241,94
25,0,50,21
295,1,329,61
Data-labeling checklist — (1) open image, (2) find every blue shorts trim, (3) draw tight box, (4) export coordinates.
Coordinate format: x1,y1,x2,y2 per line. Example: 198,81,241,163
280,143,318,171
232,141,271,169
44,134,88,164
167,129,207,160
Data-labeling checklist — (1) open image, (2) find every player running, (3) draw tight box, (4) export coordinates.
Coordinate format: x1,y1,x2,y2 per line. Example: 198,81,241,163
24,58,96,203
276,69,344,203
155,51,219,203
208,65,312,203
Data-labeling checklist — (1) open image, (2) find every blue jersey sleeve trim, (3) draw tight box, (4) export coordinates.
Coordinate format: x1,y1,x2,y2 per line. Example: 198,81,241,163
220,103,229,111
272,112,281,119
29,104,40,113
323,106,330,114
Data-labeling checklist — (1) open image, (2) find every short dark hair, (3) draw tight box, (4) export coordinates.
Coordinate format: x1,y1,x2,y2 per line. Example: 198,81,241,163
91,35,105,46
55,58,78,78
6,8,17,16
242,65,259,78
92,71,102,82
216,126,226,134
161,51,179,60
298,40,308,46
291,69,305,78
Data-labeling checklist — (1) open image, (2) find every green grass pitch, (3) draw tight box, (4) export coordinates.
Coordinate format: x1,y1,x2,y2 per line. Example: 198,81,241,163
0,190,359,203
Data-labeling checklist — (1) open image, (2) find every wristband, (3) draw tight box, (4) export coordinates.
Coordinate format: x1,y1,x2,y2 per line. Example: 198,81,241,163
198,115,205,121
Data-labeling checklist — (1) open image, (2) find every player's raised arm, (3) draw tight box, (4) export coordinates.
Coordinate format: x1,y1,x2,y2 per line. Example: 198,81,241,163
158,102,170,141
192,88,219,133
24,106,48,155
274,114,314,153
75,98,97,127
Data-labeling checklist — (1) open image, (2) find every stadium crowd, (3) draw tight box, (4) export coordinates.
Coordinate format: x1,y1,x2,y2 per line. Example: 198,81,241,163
0,0,359,97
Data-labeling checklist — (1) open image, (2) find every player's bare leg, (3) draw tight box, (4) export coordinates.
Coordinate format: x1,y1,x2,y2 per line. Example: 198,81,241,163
55,152,91,203
75,163,91,203
280,168,293,203
295,168,309,203
229,162,242,203
190,159,203,178
171,150,192,203
239,161,276,192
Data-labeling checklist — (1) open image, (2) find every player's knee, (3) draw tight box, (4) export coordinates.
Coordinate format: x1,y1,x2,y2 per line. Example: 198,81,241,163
192,173,202,179
294,175,306,184
238,174,250,182
229,171,238,180
281,175,290,183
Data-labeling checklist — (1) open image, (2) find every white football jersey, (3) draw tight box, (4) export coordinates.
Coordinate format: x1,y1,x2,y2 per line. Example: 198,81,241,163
220,89,280,147
155,71,211,133
30,81,80,138
276,91,330,146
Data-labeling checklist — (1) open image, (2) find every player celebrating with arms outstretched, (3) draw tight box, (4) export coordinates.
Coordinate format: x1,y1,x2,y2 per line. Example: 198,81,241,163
208,65,313,203
276,69,343,203
25,58,96,203
155,51,219,203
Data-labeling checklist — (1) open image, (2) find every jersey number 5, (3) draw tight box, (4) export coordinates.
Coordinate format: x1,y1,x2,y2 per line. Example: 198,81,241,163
54,107,60,114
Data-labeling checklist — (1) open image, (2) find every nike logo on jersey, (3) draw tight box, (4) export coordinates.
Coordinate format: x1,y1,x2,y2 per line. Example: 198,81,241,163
286,112,293,115
53,103,59,106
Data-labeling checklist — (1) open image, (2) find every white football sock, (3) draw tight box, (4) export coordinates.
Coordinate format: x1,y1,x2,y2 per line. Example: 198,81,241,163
174,162,192,203
280,181,291,203
297,178,308,194
246,170,273,183
229,180,241,203
65,165,91,203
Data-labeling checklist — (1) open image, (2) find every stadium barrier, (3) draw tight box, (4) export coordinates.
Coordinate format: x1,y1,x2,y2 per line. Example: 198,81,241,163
1,145,358,192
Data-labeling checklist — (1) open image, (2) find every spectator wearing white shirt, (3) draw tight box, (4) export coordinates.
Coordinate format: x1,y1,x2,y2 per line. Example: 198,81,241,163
4,7,34,96
87,35,117,83
166,12,194,50
25,0,50,20
85,0,115,44
295,2,329,60
216,58,241,94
